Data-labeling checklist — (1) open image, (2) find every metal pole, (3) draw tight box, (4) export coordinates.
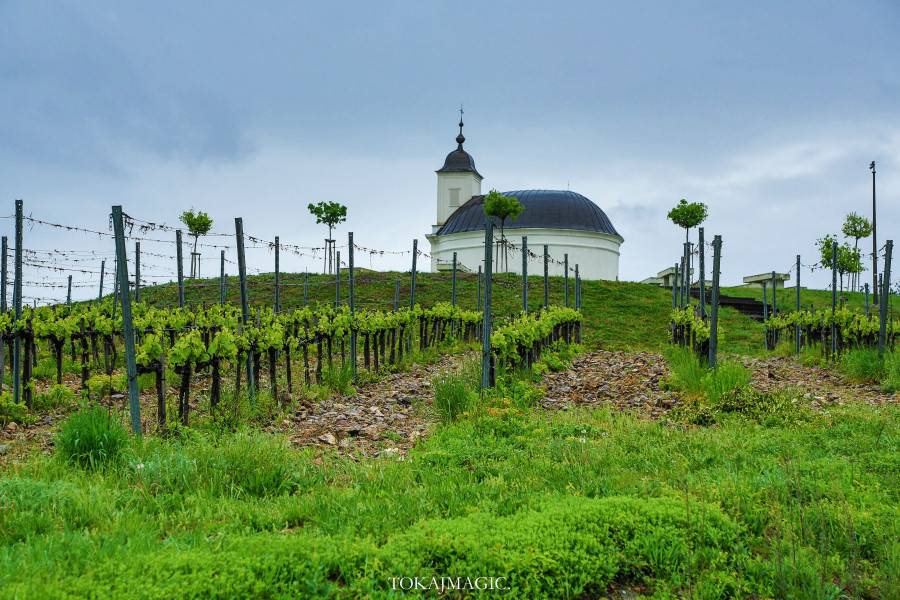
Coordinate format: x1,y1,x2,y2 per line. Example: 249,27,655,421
66,275,72,306
481,221,493,390
274,236,281,313
477,265,482,311
349,232,357,378
112,206,142,434
879,240,892,356
871,161,878,305
176,230,185,308
771,270,777,318
98,260,105,301
864,283,870,318
235,218,254,395
708,235,722,368
134,242,141,303
543,245,549,309
12,203,23,405
575,265,580,309
672,263,679,309
219,250,226,305
521,236,528,313
112,258,119,316
564,253,570,307
451,251,457,307
795,255,801,354
831,240,838,359
0,237,5,393
410,239,418,309
699,227,706,319
335,251,341,308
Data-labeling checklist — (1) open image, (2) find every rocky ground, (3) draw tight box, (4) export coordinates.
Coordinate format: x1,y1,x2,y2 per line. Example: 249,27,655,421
542,350,897,418
739,355,897,408
273,352,469,458
542,351,679,418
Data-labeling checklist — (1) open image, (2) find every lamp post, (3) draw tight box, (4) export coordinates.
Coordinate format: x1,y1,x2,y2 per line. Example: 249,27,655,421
871,161,878,305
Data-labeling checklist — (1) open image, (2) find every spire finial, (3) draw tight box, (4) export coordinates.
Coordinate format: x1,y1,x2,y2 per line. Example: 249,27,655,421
456,104,465,148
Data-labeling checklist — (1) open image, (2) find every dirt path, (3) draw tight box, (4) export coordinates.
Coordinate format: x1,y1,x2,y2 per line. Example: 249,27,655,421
275,352,471,458
542,350,897,418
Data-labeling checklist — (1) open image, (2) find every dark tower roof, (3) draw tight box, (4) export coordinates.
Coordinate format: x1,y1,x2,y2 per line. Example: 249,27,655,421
436,116,482,178
435,190,621,238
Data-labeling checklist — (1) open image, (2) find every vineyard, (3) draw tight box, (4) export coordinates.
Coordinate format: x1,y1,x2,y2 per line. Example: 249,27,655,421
0,201,896,600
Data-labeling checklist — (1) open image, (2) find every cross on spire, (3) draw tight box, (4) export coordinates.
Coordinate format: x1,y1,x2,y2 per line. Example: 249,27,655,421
456,104,465,148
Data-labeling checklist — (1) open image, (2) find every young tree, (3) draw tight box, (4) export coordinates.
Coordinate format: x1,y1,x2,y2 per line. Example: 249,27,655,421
483,189,523,272
817,235,862,292
667,198,708,244
308,201,348,274
179,209,214,278
841,212,872,291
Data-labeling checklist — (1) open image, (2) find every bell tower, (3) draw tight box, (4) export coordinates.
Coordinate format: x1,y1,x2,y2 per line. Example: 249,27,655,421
434,110,482,232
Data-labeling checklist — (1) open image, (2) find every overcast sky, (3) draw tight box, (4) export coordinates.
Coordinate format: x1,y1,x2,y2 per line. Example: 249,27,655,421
1,1,898,303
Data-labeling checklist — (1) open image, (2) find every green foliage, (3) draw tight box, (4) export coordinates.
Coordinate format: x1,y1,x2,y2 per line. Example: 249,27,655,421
33,384,77,412
84,374,127,399
672,387,813,427
816,234,863,285
839,347,885,383
482,189,523,232
432,359,481,423
667,198,708,240
842,212,872,242
307,201,348,236
0,391,28,425
178,209,214,238
3,403,897,597
664,346,750,403
55,406,129,470
882,352,900,393
319,363,355,396
839,348,900,392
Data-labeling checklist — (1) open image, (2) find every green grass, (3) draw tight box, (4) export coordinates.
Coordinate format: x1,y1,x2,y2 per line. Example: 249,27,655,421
720,284,876,314
0,400,896,598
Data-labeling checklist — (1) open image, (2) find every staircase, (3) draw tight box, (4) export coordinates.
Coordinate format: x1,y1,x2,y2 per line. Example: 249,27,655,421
690,289,766,320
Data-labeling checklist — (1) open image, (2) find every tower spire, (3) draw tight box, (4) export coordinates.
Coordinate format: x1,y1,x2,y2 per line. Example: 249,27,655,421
456,104,465,148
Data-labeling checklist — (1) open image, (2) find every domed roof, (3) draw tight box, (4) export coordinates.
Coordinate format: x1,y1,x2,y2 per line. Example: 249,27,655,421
436,117,482,178
437,148,482,178
435,190,621,238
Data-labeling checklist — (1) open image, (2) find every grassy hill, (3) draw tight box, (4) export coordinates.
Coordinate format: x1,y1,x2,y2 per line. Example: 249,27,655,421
139,271,770,356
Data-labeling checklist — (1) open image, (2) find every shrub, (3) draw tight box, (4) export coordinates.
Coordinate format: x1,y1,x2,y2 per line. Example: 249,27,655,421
0,391,28,426
376,495,748,599
55,406,129,470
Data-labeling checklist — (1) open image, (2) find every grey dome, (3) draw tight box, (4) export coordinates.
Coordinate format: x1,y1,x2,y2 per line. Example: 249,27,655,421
436,148,482,178
435,190,621,237
436,118,482,178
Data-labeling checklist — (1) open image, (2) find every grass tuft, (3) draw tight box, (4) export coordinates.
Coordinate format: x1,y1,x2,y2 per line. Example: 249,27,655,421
55,406,129,470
